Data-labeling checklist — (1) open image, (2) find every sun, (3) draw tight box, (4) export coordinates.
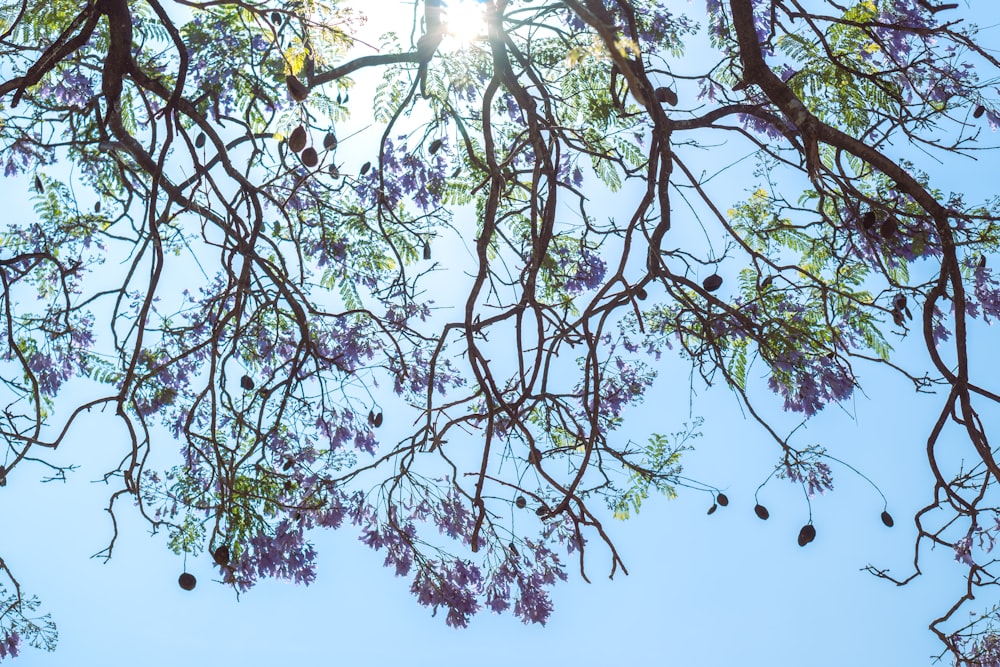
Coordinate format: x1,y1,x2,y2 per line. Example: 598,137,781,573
442,0,488,49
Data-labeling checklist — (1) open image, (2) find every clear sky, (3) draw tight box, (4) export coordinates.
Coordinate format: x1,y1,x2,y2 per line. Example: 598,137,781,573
2,1,998,665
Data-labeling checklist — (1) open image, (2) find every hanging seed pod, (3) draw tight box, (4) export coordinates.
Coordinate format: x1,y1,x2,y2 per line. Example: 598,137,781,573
213,545,230,566
301,147,318,168
654,86,678,106
329,164,340,178
527,449,541,465
286,74,309,102
974,105,986,119
373,411,383,427
702,274,723,292
797,523,816,547
716,493,729,507
636,287,647,300
881,511,894,527
509,542,518,557
451,166,461,178
240,375,254,391
879,217,899,239
861,210,878,233
34,175,43,193
323,132,338,151
515,496,527,509
368,409,376,425
195,132,206,148
978,255,987,269
754,504,769,520
428,138,443,154
282,458,294,471
288,125,307,153
707,504,718,515
178,572,197,591
535,504,549,517
423,241,431,260
360,161,371,175
270,10,282,24
95,201,101,213
283,480,294,492
0,465,6,487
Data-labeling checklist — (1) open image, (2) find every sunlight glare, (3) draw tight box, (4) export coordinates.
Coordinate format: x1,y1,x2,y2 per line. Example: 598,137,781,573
442,0,487,49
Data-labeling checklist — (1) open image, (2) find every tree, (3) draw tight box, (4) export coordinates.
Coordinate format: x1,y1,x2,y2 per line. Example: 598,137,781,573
0,0,999,662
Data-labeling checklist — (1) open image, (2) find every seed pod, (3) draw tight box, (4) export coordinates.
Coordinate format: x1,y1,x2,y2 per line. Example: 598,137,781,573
195,132,206,148
893,294,907,311
95,201,101,213
360,161,371,175
329,164,340,179
509,542,518,557
428,138,443,154
368,409,376,425
34,175,43,193
861,210,878,233
636,287,647,300
881,511,894,528
707,504,717,515
535,504,549,517
654,86,678,106
527,449,541,465
754,504,769,520
288,125,307,153
286,74,309,102
301,147,318,168
323,132,338,151
515,496,526,509
974,105,986,119
213,545,230,566
270,10,282,24
423,241,431,260
373,411,383,428
702,274,723,292
797,523,816,547
178,572,197,591
716,493,729,507
240,375,254,391
283,458,294,471
0,465,6,487
879,217,899,239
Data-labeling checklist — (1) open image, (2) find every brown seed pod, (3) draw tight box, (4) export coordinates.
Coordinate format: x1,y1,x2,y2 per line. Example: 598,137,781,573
282,458,294,471
301,147,319,168
323,132,338,151
861,210,878,233
423,241,431,260
636,287,648,300
707,504,718,515
270,10,282,24
95,201,101,213
974,105,986,119
515,496,526,509
178,572,197,591
428,138,444,155
368,409,376,425
240,375,254,391
527,449,541,465
195,132,206,148
213,545,230,566
797,523,816,547
702,274,723,292
34,175,43,193
360,161,371,175
654,86,678,106
879,217,899,238
373,411,383,428
881,511,894,527
754,504,769,520
716,493,729,507
286,74,309,102
288,125,307,153
535,504,549,517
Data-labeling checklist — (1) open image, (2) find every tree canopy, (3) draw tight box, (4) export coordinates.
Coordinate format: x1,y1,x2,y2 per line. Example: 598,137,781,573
1,0,1000,662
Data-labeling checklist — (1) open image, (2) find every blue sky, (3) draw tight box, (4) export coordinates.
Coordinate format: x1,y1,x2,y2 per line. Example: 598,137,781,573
3,1,999,665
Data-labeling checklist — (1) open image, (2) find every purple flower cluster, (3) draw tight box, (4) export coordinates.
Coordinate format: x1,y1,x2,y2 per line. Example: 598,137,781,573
969,259,1000,323
552,245,607,295
230,519,318,590
780,459,834,498
0,632,20,660
768,352,855,416
36,67,95,109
